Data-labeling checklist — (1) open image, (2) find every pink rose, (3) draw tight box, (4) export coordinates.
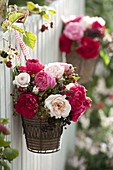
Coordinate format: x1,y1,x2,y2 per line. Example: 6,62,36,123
59,63,74,72
63,22,84,41
59,34,73,54
35,71,56,91
44,62,65,79
26,59,44,74
15,93,38,118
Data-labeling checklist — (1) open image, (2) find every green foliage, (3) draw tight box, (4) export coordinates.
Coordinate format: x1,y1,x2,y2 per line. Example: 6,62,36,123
8,12,24,24
0,160,10,170
3,148,19,162
99,50,110,65
12,25,25,34
23,31,37,49
27,1,40,13
85,0,113,31
0,119,19,170
9,0,49,6
1,1,56,50
0,119,9,125
66,1,113,170
27,1,56,19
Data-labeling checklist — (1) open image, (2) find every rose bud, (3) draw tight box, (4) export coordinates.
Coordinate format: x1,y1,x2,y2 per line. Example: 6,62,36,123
6,61,12,68
0,123,10,135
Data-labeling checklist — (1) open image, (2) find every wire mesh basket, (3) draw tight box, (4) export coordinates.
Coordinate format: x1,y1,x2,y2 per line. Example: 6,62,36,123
21,116,63,154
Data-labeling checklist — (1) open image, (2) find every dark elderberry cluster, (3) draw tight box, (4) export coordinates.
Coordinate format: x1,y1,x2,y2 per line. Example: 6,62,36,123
85,28,103,38
1,51,8,58
40,22,54,32
0,50,12,68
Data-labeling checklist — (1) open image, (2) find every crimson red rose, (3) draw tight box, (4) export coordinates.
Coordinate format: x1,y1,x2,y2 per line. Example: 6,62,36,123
15,93,38,118
59,34,73,54
26,59,44,74
68,85,86,111
19,66,27,72
66,16,83,25
70,106,86,122
76,37,100,59
71,106,86,122
70,97,92,122
83,97,92,108
70,85,86,102
92,21,105,37
67,85,91,122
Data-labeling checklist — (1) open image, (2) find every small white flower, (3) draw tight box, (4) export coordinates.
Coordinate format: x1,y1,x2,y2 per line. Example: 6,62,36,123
80,116,90,129
90,146,99,155
44,62,65,79
100,143,107,153
13,72,30,87
45,94,71,118
66,83,75,90
85,137,93,149
32,86,39,94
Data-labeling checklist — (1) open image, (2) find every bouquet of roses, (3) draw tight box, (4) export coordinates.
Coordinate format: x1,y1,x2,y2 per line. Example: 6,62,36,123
59,15,108,60
13,58,92,125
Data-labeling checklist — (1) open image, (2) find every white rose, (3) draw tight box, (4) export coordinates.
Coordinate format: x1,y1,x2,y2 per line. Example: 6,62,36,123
91,17,105,26
44,63,65,79
32,86,39,94
45,94,71,119
79,16,92,30
13,72,30,87
66,83,75,90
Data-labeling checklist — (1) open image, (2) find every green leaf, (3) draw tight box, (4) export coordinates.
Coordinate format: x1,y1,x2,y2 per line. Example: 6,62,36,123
23,31,37,49
73,76,80,80
3,148,19,162
100,50,110,65
40,11,50,20
0,160,10,170
0,148,3,153
9,13,24,24
2,21,10,32
58,80,64,84
48,10,56,15
0,132,5,140
0,118,9,124
27,1,36,10
0,139,10,147
12,25,25,34
27,1,39,13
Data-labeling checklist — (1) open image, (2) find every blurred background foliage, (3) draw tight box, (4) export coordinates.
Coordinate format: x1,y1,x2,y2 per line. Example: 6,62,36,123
85,0,113,31
9,0,48,6
66,0,113,169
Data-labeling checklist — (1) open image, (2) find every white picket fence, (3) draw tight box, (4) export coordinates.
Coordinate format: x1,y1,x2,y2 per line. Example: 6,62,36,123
0,0,84,169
